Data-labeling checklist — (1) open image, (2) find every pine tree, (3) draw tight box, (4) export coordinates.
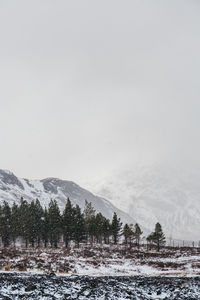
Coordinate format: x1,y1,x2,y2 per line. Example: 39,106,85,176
72,205,85,247
95,213,105,244
102,218,111,244
41,208,49,248
123,224,134,247
29,200,38,247
0,201,11,247
28,200,43,247
10,202,20,246
154,222,165,251
111,212,122,244
48,200,61,248
83,200,96,244
87,215,96,244
18,198,31,248
147,222,165,251
83,200,96,220
62,198,74,248
34,199,44,247
135,223,143,249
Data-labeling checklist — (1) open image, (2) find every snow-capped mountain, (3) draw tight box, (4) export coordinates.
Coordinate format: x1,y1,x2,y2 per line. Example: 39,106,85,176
0,169,133,224
93,164,200,241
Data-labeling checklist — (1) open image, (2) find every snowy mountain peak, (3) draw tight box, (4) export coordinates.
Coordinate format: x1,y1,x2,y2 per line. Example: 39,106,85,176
0,169,24,190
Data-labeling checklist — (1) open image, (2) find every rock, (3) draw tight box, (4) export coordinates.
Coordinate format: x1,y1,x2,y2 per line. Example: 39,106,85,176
49,272,56,277
25,284,37,292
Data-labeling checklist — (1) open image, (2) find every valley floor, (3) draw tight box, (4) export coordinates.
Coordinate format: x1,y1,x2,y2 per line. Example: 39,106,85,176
0,245,200,299
0,244,200,277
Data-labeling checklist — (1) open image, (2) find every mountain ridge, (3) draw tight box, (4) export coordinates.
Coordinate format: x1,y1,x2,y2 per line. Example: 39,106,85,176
0,169,134,225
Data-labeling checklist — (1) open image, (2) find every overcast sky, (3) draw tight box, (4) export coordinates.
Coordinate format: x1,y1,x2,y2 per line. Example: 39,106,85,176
0,0,200,185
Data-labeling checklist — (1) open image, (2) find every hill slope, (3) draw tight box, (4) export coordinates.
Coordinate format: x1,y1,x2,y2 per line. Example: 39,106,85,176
93,164,200,241
0,169,133,224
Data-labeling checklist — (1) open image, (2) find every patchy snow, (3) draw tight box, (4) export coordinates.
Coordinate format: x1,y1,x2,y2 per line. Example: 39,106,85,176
0,273,199,299
0,245,199,299
0,245,200,278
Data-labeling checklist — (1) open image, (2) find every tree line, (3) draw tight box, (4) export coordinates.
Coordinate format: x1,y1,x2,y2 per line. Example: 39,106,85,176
0,197,165,251
122,222,165,251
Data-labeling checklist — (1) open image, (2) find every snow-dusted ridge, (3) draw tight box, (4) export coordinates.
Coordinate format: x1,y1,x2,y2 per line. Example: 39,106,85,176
0,169,134,224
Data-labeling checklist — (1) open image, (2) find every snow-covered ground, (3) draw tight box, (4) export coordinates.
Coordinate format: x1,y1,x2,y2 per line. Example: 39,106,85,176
0,245,200,277
0,246,200,299
0,273,199,299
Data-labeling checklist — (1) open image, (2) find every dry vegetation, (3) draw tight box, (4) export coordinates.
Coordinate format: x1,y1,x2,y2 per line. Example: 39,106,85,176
0,244,199,276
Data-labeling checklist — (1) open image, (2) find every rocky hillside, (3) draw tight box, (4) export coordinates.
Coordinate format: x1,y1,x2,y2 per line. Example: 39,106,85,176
0,169,133,224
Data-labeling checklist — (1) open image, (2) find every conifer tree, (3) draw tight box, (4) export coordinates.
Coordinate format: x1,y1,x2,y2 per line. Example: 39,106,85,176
147,222,165,251
62,198,74,247
41,207,49,248
28,200,43,247
102,218,111,244
34,199,44,247
135,223,143,249
83,200,96,244
29,200,38,247
10,202,19,246
83,200,96,220
123,224,134,247
111,212,122,244
95,213,105,244
48,200,61,248
0,201,11,247
18,197,30,248
72,205,85,247
87,215,96,244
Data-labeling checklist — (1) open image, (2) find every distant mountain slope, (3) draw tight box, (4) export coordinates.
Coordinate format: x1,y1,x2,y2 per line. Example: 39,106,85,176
0,169,133,224
93,164,200,241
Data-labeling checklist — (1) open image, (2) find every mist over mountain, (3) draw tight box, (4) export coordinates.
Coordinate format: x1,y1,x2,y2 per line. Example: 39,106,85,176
93,163,200,241
0,169,133,224
1,165,199,242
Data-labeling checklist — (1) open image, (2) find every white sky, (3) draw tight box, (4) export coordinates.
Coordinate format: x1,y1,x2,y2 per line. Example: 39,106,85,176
0,0,200,184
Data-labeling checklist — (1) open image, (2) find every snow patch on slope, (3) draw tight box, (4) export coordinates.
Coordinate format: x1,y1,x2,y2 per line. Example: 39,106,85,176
0,169,133,224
